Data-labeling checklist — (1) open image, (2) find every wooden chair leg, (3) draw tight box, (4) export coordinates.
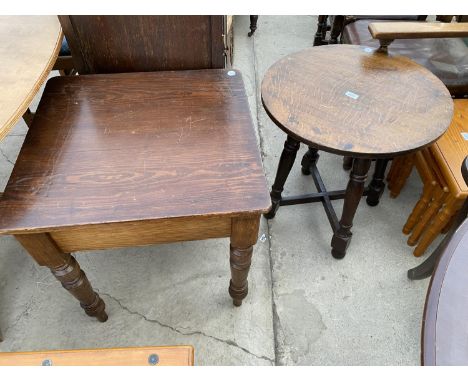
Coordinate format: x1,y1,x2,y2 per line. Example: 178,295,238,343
408,186,448,247
403,180,436,235
413,197,464,257
229,216,260,306
389,154,415,198
14,233,108,322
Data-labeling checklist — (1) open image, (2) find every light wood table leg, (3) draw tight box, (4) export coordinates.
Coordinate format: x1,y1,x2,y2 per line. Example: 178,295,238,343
14,233,108,322
408,186,448,247
414,196,464,257
229,216,260,306
389,154,415,198
403,180,436,235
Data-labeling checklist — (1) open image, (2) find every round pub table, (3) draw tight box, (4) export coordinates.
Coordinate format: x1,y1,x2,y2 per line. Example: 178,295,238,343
262,44,453,259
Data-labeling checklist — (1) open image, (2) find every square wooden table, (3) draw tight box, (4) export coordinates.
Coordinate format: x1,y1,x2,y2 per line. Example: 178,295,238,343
0,69,270,321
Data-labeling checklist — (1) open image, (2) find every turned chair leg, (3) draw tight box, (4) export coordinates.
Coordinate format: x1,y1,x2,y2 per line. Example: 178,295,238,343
331,158,372,259
248,15,258,37
14,233,108,322
366,159,389,206
229,216,260,306
301,146,319,175
264,135,300,219
413,197,464,257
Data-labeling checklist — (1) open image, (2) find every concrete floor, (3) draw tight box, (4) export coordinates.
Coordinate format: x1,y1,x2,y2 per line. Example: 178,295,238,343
0,16,438,365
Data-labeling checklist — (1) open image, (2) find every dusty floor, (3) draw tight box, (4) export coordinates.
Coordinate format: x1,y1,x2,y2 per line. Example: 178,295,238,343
0,16,436,365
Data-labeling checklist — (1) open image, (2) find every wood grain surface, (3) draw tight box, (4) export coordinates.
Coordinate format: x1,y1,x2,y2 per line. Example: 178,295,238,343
422,218,468,365
59,16,226,74
0,345,194,366
261,44,453,158
430,99,468,198
0,16,62,140
369,21,468,40
0,69,270,234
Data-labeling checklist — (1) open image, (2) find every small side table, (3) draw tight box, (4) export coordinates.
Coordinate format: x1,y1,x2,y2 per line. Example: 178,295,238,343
262,45,453,259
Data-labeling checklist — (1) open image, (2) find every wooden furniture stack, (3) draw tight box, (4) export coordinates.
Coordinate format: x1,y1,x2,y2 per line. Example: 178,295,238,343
388,100,468,257
0,16,270,324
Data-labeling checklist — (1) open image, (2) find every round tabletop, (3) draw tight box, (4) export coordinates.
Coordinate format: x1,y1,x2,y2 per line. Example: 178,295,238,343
0,16,63,140
261,44,454,158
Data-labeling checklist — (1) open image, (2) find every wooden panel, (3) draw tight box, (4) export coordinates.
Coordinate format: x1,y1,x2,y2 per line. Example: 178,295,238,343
50,215,231,252
369,21,468,40
0,16,62,140
0,70,271,234
430,99,468,197
59,16,225,74
261,45,453,158
422,218,468,365
0,345,194,366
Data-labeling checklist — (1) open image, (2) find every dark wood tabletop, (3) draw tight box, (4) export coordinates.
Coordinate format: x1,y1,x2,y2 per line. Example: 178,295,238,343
422,217,468,365
0,69,271,234
261,44,454,158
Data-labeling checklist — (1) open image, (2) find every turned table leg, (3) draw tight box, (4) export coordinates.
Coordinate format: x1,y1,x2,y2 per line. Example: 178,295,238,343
366,159,389,206
14,233,108,322
248,15,258,37
331,158,372,259
342,156,353,171
229,216,260,306
264,135,300,219
301,146,319,175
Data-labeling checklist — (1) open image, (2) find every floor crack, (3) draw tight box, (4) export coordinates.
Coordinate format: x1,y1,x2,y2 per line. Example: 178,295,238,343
4,298,35,335
98,291,274,364
250,28,280,366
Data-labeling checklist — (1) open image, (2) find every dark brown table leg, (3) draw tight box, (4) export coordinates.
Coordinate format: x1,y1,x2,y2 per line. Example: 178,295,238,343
343,156,353,170
313,15,328,46
229,216,260,306
248,16,258,37
301,146,319,175
14,233,108,322
366,158,389,206
264,135,300,219
331,158,372,259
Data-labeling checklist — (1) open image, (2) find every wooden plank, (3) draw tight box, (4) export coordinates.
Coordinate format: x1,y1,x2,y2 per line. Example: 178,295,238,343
369,22,468,40
50,215,231,252
0,16,62,140
0,345,194,366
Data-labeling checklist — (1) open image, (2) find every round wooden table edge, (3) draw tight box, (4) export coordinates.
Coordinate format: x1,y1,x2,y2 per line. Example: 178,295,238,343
0,25,63,141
